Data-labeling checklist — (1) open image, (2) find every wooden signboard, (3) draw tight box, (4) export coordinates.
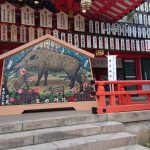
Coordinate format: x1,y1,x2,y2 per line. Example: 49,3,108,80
101,22,105,34
89,20,93,33
68,33,72,44
104,37,109,49
110,38,114,50
20,26,27,43
37,28,44,38
74,34,79,47
1,24,8,41
111,23,116,35
136,40,140,52
98,36,103,49
11,25,17,42
74,14,85,32
45,29,51,35
53,29,59,39
0,34,96,115
39,8,53,28
87,35,91,48
21,5,35,26
61,32,66,42
0,2,16,23
81,35,85,48
57,11,68,30
115,38,120,50
121,39,125,50
95,21,99,34
28,27,35,42
93,36,97,48
126,39,130,51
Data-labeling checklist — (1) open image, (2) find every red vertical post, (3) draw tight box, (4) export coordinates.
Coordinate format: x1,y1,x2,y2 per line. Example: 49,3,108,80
97,84,106,114
148,95,150,103
109,94,116,106
117,84,122,105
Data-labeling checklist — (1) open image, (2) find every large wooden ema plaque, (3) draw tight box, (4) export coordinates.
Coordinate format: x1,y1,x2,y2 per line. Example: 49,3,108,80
0,34,96,115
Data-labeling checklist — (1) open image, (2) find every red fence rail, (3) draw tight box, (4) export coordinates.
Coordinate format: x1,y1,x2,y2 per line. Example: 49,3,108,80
91,80,150,114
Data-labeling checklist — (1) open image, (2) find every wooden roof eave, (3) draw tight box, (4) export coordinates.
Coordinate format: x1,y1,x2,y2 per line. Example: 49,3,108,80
0,34,95,60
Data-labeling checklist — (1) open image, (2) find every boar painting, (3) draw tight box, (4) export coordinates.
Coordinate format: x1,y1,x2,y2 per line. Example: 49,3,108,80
1,39,96,106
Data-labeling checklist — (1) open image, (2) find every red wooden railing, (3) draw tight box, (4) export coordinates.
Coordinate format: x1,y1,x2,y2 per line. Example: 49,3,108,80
91,80,150,114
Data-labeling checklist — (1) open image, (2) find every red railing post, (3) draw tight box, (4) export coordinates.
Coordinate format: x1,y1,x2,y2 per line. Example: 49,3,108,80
109,94,116,106
148,94,150,103
117,84,122,105
97,83,106,113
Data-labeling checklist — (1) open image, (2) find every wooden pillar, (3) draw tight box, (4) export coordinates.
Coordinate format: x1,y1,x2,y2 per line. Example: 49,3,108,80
135,58,142,90
0,59,3,90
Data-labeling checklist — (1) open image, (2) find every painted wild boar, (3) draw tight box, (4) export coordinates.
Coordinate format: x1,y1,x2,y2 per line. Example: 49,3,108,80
15,50,84,90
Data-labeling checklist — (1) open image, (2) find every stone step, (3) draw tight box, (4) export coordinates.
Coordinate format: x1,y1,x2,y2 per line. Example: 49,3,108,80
108,144,149,150
0,113,107,134
9,132,136,150
0,121,123,150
